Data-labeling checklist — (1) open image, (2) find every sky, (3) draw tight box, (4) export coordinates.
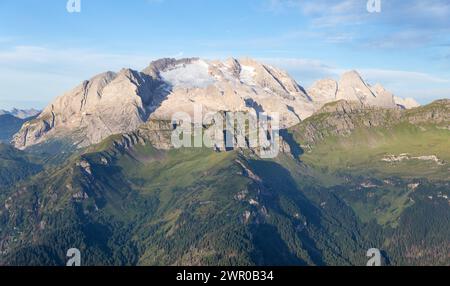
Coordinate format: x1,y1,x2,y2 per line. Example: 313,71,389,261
0,0,449,109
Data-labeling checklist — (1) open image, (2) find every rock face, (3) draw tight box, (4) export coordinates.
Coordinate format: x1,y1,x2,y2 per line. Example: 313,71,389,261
12,58,421,150
394,96,421,109
148,57,315,128
13,57,315,149
308,70,417,110
13,69,166,149
337,71,379,105
307,79,338,105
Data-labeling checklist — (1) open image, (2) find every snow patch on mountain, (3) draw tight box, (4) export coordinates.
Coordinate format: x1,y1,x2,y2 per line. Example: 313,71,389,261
160,59,215,88
240,65,257,86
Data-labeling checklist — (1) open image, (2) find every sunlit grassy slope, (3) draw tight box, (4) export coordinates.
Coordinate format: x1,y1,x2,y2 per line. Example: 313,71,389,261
299,123,449,180
289,100,450,181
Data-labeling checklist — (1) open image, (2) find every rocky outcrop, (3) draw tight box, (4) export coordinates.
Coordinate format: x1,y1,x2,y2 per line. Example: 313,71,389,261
394,96,421,109
307,79,338,105
294,101,399,147
370,83,397,108
308,70,417,110
292,99,449,150
404,99,450,124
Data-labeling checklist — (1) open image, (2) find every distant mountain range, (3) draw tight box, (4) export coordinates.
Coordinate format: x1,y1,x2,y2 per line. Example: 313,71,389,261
0,108,40,120
0,57,448,266
0,115,26,143
0,109,40,143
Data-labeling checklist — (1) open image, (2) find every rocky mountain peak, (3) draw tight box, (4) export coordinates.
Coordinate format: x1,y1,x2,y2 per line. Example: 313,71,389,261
12,67,165,149
307,71,419,111
12,57,316,149
11,57,422,150
337,70,376,103
341,70,365,82
307,79,338,103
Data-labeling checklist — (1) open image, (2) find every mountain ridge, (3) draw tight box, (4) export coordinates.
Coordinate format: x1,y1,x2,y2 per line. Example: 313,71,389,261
12,57,419,150
0,108,40,120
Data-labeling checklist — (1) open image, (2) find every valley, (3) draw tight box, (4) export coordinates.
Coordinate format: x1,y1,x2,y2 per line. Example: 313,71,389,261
0,91,448,265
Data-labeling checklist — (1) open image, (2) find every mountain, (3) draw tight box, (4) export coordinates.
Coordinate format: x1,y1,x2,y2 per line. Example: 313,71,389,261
0,99,448,266
308,71,419,109
0,109,40,143
291,99,450,180
0,114,27,143
0,143,42,188
0,108,40,119
11,58,315,149
12,58,417,150
2,57,446,266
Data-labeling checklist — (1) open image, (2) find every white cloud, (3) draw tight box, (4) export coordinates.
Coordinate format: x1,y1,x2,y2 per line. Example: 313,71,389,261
0,45,155,109
406,0,450,21
267,0,369,27
347,68,450,103
0,37,13,44
402,88,450,102
258,57,339,82
259,0,450,61
0,69,77,110
357,69,449,85
256,57,450,103
0,44,448,109
171,51,185,58
0,46,153,72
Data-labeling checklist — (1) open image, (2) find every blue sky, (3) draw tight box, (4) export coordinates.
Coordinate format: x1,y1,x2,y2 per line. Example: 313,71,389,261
0,0,449,109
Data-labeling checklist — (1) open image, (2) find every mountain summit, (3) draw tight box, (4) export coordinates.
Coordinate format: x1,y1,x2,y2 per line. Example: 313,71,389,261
308,70,419,109
12,57,418,149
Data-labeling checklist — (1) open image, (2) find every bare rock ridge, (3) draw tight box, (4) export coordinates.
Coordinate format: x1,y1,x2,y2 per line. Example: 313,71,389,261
13,68,167,149
307,70,419,110
12,57,420,149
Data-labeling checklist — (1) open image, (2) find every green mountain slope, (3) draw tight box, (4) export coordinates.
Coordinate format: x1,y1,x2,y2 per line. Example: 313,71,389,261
290,99,450,181
0,143,42,188
285,99,450,264
0,100,449,266
0,136,372,266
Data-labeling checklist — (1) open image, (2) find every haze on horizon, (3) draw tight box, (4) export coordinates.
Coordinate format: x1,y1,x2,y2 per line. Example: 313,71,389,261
0,0,449,110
